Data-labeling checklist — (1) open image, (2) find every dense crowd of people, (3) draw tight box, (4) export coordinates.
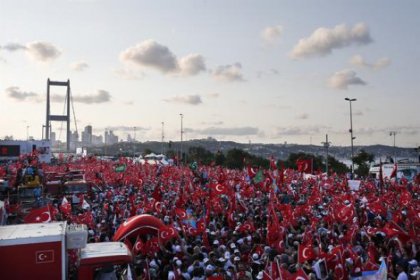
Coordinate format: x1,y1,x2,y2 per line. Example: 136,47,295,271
1,154,419,279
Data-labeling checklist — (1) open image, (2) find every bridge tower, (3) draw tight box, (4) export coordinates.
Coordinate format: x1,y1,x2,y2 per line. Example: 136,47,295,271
45,79,71,152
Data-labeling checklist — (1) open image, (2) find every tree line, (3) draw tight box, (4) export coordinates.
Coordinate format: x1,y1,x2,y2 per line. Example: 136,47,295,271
95,144,375,177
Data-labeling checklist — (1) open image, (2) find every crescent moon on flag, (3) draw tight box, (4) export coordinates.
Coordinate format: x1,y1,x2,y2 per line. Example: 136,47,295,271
279,226,285,235
302,247,310,259
160,230,169,240
295,277,306,280
135,242,142,252
188,227,196,235
42,211,51,223
38,253,46,261
215,184,225,193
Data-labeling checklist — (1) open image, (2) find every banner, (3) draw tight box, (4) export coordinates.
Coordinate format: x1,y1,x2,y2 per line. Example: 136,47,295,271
351,260,387,280
348,180,361,191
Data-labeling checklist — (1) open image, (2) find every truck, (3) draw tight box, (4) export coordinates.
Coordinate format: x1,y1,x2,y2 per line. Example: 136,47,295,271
0,222,133,279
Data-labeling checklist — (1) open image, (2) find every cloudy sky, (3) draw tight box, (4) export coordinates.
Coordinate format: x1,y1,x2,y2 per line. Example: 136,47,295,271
1,0,419,147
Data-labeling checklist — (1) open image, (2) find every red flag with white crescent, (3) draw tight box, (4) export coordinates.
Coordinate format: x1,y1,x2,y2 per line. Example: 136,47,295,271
60,197,72,216
298,244,316,264
174,208,187,220
290,268,309,280
133,237,144,255
24,205,52,223
158,225,178,244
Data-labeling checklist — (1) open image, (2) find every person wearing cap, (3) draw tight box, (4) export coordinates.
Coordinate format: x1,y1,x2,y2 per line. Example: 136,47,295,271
251,253,264,279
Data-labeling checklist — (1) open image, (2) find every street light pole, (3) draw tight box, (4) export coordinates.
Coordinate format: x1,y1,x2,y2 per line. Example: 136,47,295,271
322,134,331,175
161,122,165,155
389,131,397,163
345,98,357,178
180,114,183,164
26,125,30,140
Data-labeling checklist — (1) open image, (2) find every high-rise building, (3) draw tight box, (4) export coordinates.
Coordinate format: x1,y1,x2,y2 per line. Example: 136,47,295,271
70,131,79,143
50,131,56,143
105,130,118,145
92,135,103,145
82,125,93,146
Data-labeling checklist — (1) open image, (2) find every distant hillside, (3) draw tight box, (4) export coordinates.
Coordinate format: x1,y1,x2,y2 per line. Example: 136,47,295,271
86,138,419,163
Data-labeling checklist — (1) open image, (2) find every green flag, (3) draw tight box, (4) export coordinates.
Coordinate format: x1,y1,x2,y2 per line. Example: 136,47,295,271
253,170,264,184
115,164,126,173
190,161,198,171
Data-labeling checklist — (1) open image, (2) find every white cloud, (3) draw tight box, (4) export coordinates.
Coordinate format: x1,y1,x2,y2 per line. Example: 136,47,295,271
274,125,329,136
5,86,39,102
290,23,372,59
327,69,366,90
51,90,111,104
163,94,202,105
70,60,89,71
1,41,61,62
261,25,283,43
1,42,26,51
100,126,150,132
213,63,244,82
72,90,111,104
179,54,206,76
25,41,61,62
296,113,309,120
120,40,207,77
350,54,391,70
120,40,179,73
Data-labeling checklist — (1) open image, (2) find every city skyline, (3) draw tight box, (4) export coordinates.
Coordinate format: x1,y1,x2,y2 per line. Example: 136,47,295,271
1,1,419,148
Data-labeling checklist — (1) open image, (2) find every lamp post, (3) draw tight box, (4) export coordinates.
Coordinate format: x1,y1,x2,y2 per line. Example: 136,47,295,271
161,122,165,155
345,98,357,178
180,113,183,164
389,131,397,163
26,125,30,140
322,134,331,175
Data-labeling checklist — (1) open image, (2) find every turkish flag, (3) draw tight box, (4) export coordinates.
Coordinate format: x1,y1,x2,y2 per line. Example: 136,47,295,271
35,250,54,263
400,190,412,206
174,208,187,220
382,221,410,242
296,159,312,173
210,183,229,195
133,237,144,255
247,165,257,178
238,221,255,233
334,203,355,224
158,225,178,244
290,268,309,280
298,244,316,263
270,237,285,254
24,205,52,223
60,197,72,216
